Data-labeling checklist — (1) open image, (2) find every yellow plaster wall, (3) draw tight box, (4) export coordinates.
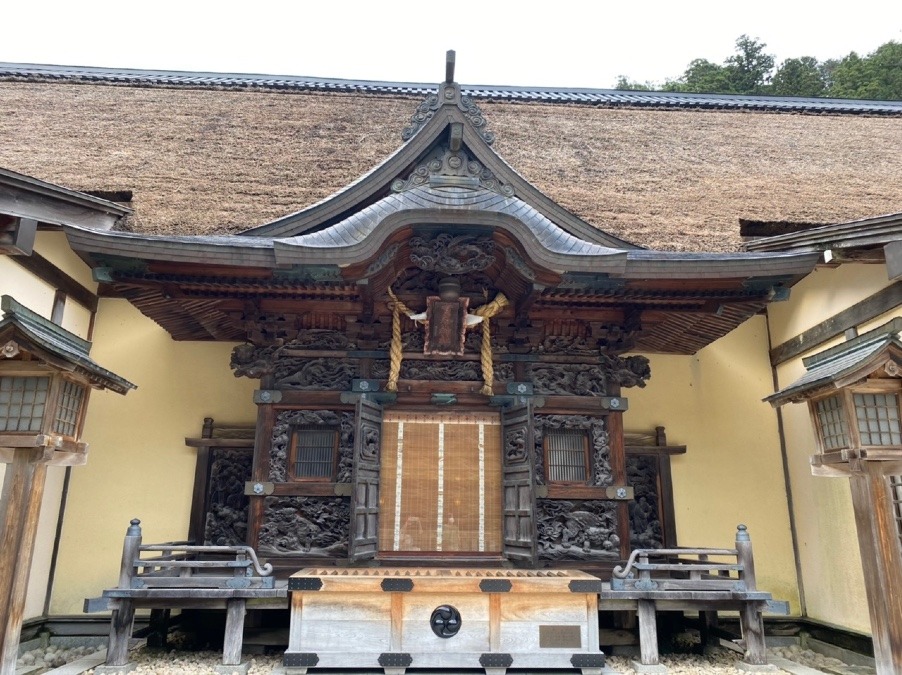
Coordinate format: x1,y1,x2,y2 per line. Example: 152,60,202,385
0,256,56,321
0,231,97,341
34,231,98,292
766,264,898,635
1,234,97,620
624,316,802,615
49,298,257,615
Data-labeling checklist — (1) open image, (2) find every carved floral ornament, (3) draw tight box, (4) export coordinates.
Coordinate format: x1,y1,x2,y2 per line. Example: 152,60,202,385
391,147,513,197
401,84,495,146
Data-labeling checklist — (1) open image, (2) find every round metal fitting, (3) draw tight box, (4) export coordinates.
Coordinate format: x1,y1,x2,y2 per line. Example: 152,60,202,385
430,604,462,638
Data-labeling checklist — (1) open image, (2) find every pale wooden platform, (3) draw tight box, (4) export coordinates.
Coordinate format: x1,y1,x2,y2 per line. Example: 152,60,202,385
284,568,606,675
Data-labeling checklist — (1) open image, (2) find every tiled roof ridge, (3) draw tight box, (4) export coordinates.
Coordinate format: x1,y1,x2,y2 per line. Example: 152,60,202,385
3,62,902,115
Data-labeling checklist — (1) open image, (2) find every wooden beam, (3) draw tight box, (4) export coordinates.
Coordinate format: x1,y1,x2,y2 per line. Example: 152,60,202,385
0,217,37,255
187,418,213,545
886,241,902,281
0,449,49,673
0,184,123,231
9,251,97,312
848,464,902,674
770,282,902,366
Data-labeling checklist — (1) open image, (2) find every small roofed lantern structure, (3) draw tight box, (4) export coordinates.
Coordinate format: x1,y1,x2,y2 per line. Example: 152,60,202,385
0,295,134,672
766,317,902,675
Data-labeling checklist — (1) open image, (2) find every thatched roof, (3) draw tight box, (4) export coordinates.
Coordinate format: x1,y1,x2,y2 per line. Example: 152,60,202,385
2,76,901,252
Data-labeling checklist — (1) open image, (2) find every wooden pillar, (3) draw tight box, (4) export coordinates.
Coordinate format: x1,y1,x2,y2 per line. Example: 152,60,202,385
848,463,902,675
700,610,719,650
105,600,136,667
222,599,246,666
187,417,215,544
104,519,142,668
247,378,275,550
735,525,769,666
607,406,631,560
636,599,659,665
0,448,48,675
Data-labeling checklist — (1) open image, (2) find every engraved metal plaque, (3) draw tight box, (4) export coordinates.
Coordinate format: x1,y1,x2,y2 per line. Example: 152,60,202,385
539,625,582,649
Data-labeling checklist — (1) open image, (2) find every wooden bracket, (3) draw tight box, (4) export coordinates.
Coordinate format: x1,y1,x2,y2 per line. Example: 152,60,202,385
0,217,37,255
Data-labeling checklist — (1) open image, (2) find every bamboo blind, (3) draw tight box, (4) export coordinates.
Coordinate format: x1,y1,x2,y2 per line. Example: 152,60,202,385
379,412,502,553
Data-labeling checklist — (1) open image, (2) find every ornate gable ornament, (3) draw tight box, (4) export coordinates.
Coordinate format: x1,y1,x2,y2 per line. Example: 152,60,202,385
401,55,495,146
391,146,514,196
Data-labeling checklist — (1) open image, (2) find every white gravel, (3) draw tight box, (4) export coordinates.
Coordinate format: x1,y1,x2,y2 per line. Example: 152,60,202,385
17,644,101,669
769,644,875,674
79,648,776,674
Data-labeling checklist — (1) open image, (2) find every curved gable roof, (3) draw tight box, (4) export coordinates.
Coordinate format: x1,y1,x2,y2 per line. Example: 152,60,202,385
240,78,639,250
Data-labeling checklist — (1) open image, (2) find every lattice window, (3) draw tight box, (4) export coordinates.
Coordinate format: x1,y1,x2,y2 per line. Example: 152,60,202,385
814,394,849,450
53,380,86,437
290,426,338,480
890,475,902,551
0,376,50,432
853,393,901,446
545,429,589,483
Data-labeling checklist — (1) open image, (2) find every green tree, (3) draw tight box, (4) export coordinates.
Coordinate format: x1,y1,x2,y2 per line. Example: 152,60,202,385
678,58,734,93
612,37,901,100
830,51,871,97
830,41,902,99
670,36,775,94
613,75,655,91
818,58,840,92
771,56,827,97
724,35,776,94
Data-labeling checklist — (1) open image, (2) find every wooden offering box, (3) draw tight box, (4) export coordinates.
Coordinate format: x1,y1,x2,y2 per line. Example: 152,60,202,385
285,567,606,675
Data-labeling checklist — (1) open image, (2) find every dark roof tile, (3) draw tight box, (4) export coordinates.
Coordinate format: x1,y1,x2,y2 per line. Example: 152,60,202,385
3,62,902,115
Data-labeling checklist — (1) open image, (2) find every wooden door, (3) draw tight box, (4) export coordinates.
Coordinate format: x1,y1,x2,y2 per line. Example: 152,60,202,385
350,398,382,562
377,411,502,555
501,402,538,565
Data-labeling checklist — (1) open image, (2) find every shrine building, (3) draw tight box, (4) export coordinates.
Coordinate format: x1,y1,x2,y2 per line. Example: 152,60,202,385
0,56,900,673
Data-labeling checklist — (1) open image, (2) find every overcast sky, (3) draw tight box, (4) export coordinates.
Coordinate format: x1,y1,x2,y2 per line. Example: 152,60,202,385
4,1,901,89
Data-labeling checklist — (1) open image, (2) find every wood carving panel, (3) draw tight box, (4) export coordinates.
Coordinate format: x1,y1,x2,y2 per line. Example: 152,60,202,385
530,364,608,396
274,357,357,390
231,343,279,378
537,335,598,356
371,359,513,383
392,268,495,297
536,499,619,560
409,233,496,275
627,455,665,549
203,448,252,546
599,354,651,389
231,331,358,382
529,356,651,395
270,410,353,483
377,330,507,355
259,496,350,557
357,419,380,463
533,415,612,486
289,329,356,350
505,426,528,464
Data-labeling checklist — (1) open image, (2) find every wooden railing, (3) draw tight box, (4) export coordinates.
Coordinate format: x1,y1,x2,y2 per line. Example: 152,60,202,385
612,529,755,592
602,525,785,670
85,519,284,672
